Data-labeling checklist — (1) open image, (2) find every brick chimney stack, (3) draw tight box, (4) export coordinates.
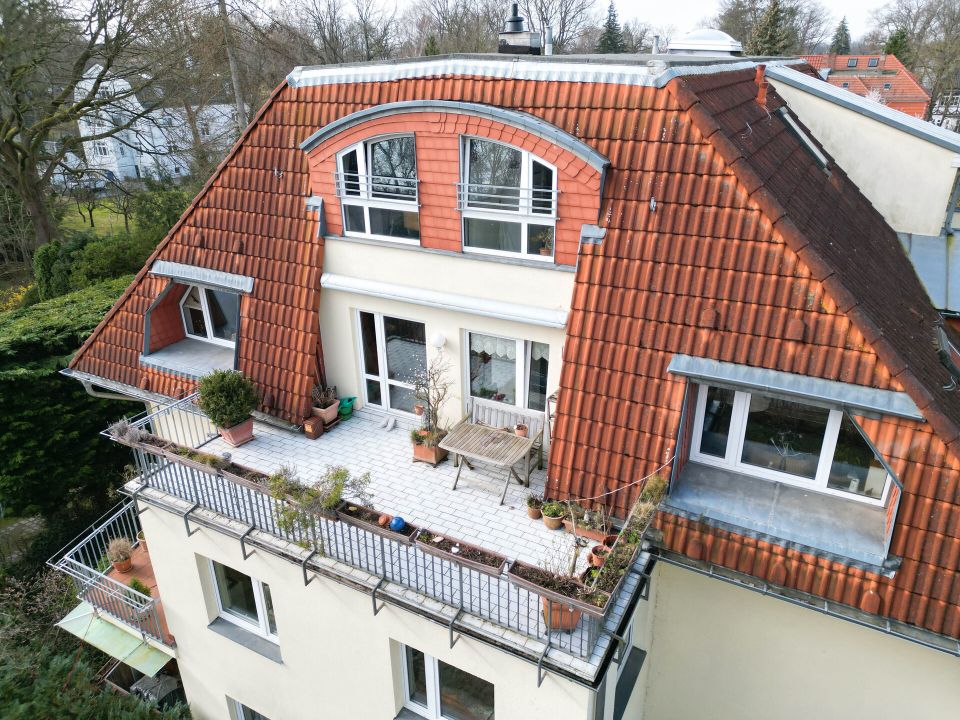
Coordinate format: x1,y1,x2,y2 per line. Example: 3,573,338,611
755,64,768,106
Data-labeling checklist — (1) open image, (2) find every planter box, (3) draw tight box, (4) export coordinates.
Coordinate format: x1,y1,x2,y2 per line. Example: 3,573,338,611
415,532,508,575
506,559,608,619
313,402,339,425
412,442,448,466
338,503,419,545
157,445,266,486
220,417,254,447
561,519,612,544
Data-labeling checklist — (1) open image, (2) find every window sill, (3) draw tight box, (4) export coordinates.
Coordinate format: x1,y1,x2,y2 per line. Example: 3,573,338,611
140,338,236,380
207,617,282,663
665,462,892,567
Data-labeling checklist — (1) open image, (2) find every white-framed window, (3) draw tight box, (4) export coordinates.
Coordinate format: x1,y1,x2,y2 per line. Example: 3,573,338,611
458,137,556,261
94,140,110,157
690,384,891,505
401,644,495,720
209,560,278,641
336,135,420,243
230,698,270,720
179,285,239,347
466,332,549,411
357,311,426,414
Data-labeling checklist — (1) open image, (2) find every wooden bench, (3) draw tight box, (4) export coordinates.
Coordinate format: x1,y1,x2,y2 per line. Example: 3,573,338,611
465,398,546,470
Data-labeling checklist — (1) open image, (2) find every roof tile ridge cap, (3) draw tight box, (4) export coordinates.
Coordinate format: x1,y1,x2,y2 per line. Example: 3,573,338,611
69,79,291,371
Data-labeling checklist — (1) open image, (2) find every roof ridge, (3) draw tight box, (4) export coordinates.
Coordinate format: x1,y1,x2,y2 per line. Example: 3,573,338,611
68,79,291,372
664,73,960,450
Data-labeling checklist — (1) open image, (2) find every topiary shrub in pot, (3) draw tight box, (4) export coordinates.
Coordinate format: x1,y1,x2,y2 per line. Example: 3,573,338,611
197,369,259,447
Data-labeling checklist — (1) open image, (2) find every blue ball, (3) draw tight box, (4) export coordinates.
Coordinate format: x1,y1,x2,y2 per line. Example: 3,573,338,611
389,516,406,532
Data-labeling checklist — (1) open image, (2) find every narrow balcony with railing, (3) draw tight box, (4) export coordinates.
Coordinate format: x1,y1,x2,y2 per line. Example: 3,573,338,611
48,501,174,649
105,395,655,682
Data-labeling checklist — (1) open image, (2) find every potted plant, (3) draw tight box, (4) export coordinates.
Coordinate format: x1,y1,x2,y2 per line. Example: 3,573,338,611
588,544,609,567
339,502,419,545
128,577,152,598
415,531,508,575
541,500,565,530
411,353,452,466
269,465,371,548
514,423,529,438
197,369,259,447
107,537,134,573
136,529,147,553
526,494,543,519
562,502,613,543
311,385,339,424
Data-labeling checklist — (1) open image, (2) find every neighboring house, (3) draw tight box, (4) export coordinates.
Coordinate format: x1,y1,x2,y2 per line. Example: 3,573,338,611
75,68,238,182
802,53,931,118
50,24,960,720
767,65,960,317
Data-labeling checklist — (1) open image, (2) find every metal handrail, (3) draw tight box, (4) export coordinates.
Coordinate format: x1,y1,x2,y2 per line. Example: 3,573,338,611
334,172,418,203
456,182,557,215
47,501,166,644
101,392,218,451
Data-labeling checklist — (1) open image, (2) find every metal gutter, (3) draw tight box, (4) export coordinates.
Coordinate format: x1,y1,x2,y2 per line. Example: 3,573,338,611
667,354,923,420
656,550,960,658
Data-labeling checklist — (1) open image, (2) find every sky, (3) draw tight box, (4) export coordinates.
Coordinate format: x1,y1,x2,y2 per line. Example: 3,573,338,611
620,0,881,40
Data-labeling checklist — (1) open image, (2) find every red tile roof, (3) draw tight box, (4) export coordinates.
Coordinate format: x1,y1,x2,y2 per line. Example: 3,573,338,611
69,59,960,642
802,54,930,116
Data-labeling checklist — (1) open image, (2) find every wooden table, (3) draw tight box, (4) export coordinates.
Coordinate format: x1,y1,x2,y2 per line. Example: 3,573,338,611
439,423,535,505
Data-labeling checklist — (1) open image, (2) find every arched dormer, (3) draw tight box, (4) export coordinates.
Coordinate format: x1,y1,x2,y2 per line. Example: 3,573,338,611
300,101,609,266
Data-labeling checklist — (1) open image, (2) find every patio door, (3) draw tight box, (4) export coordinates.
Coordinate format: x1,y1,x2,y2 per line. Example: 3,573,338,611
358,311,426,414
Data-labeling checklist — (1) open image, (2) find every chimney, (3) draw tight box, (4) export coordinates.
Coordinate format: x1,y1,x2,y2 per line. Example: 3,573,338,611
498,3,542,55
755,64,768,106
544,25,554,56
652,34,661,54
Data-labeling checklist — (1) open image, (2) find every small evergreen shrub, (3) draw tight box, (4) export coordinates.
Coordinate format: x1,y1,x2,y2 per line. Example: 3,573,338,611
197,370,258,429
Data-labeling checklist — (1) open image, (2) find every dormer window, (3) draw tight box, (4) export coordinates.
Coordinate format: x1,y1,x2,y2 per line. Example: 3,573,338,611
458,138,557,260
180,285,239,347
868,57,879,67
336,135,419,242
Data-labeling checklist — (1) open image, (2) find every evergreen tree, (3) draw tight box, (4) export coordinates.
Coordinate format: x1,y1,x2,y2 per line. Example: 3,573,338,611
829,17,851,54
883,28,910,65
746,0,792,56
596,1,626,54
423,35,440,56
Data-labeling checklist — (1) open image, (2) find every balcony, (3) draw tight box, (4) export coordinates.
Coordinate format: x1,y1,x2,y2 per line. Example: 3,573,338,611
49,502,175,674
108,396,651,681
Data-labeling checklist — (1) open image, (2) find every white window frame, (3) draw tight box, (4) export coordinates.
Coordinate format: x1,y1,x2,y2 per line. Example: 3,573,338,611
231,699,270,720
208,559,278,642
400,645,494,720
463,330,549,411
460,136,557,262
179,284,238,348
94,140,110,157
689,383,890,506
356,310,425,416
336,134,420,245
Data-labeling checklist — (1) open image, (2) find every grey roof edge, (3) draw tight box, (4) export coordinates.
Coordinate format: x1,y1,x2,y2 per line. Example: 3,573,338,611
667,354,924,421
766,65,960,155
150,261,254,294
298,100,609,173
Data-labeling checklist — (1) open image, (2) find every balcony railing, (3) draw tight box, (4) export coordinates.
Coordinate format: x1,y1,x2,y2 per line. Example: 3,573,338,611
108,397,640,662
48,502,166,645
456,182,557,215
334,172,418,203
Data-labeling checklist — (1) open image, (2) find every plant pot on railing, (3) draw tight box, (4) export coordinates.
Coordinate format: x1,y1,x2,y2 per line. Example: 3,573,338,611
338,503,419,544
506,560,608,633
415,531,508,575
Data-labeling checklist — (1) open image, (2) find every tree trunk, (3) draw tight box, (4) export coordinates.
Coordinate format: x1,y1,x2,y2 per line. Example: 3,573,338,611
218,0,248,131
19,170,56,254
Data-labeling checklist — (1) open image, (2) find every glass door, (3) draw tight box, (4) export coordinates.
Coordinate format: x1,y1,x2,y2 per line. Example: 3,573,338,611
358,311,426,414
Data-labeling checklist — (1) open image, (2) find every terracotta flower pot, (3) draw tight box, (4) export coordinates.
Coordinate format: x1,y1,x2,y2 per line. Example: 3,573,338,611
542,514,564,530
515,423,529,438
413,442,448,466
589,545,609,568
541,597,582,631
413,404,425,416
113,558,133,574
527,506,542,520
219,417,254,447
314,402,339,424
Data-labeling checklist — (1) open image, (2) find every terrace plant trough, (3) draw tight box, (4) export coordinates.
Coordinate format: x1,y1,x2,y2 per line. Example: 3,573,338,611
506,560,609,631
338,503,419,544
415,531,509,575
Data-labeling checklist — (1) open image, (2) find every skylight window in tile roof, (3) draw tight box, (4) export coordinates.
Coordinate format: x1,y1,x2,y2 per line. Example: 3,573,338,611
458,138,557,260
868,57,879,68
883,83,892,90
777,107,829,171
841,82,849,88
847,58,858,67
336,135,420,243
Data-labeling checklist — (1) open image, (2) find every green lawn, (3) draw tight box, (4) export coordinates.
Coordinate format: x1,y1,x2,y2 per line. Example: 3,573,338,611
59,202,135,236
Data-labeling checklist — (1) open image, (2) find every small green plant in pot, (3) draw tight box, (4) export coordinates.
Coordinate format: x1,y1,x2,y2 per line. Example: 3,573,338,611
541,500,565,530
197,370,259,447
526,493,543,519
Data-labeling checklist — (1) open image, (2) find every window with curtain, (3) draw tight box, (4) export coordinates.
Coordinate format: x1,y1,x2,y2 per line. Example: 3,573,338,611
467,332,549,411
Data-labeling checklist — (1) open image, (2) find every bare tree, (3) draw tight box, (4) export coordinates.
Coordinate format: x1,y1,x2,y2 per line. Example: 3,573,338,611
519,0,599,52
0,0,172,252
714,0,833,53
218,0,248,129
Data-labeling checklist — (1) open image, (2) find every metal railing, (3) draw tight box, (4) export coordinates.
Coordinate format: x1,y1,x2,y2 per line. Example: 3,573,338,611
334,172,418,203
48,502,166,645
456,182,557,215
111,401,624,660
